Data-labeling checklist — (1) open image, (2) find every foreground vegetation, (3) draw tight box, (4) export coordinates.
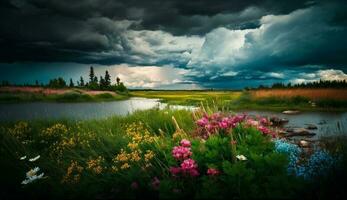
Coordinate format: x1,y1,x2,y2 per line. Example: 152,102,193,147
0,108,346,199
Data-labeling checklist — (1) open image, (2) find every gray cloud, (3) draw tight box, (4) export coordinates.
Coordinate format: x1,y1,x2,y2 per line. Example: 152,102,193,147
1,0,347,88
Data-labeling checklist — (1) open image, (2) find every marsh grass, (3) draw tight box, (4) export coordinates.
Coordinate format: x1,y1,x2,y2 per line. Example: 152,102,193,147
0,91,128,103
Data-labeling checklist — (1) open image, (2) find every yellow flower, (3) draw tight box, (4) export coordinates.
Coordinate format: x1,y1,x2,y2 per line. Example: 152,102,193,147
144,150,155,162
62,160,83,184
8,121,31,140
127,142,139,150
115,149,129,162
86,156,104,174
130,150,141,162
120,163,130,170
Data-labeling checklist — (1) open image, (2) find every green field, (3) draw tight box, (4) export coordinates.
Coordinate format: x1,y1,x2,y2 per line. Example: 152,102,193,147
130,90,347,111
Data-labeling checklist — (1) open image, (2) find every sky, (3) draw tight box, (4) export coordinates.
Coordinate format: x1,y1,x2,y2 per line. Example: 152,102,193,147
1,0,347,89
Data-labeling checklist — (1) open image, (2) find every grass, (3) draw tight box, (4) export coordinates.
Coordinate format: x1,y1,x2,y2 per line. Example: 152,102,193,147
1,87,347,110
131,89,347,111
0,108,346,199
0,90,128,103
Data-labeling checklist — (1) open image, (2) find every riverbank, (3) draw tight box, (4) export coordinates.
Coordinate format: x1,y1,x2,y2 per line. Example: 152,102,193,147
1,108,346,199
131,89,347,111
0,86,128,102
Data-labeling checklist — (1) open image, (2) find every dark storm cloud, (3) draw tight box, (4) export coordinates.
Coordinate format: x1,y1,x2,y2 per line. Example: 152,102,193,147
1,0,347,88
0,0,325,64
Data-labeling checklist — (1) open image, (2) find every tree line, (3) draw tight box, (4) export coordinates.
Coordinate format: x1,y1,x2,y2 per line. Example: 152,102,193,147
253,79,347,90
0,66,127,92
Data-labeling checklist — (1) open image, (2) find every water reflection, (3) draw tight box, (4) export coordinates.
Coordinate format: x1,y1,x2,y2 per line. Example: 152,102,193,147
0,97,195,121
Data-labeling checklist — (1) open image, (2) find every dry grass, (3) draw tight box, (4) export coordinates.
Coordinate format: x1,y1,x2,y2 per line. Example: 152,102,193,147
251,88,347,100
0,86,117,96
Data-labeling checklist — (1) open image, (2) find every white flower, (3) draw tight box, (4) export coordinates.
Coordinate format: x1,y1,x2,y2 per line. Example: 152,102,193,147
29,155,40,162
21,167,44,185
236,155,247,161
20,156,27,160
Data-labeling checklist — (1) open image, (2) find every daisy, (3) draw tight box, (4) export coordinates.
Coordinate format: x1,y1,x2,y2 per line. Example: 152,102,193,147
29,155,40,162
236,155,247,161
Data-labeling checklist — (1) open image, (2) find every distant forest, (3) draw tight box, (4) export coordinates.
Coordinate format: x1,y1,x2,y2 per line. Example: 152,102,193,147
254,79,347,89
0,67,127,92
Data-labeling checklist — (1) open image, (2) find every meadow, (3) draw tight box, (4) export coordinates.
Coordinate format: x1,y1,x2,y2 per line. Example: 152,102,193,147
0,87,128,102
1,106,346,199
131,88,347,111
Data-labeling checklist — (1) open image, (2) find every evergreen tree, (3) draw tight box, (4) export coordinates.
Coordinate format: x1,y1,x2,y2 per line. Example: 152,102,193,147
116,77,120,86
99,76,105,89
105,70,111,87
35,80,39,86
80,76,85,87
69,78,74,87
89,66,95,84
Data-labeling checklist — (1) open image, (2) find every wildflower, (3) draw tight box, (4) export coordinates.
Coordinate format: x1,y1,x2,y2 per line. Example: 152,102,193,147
87,156,104,174
169,167,181,177
180,139,191,148
180,158,199,177
121,163,130,170
218,120,229,129
20,156,27,160
131,181,139,190
172,146,192,160
246,119,259,127
236,155,247,161
21,167,44,185
151,177,160,190
207,168,220,176
196,117,209,127
130,150,141,162
61,161,83,184
29,155,40,162
258,126,276,137
144,150,155,162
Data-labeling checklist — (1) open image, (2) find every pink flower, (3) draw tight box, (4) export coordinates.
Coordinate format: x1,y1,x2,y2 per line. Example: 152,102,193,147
260,117,271,126
169,167,181,176
196,117,209,127
180,139,191,148
218,117,229,129
131,181,139,189
258,126,271,135
246,119,259,127
207,168,220,176
172,146,192,160
151,177,160,190
181,159,197,170
180,159,199,177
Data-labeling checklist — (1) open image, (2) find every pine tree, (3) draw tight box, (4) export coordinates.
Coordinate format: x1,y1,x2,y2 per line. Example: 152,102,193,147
89,66,95,84
105,70,111,87
80,76,85,87
69,78,74,87
116,77,120,86
99,76,105,89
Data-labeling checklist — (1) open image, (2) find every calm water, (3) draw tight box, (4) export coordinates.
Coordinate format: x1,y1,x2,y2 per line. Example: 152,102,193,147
0,98,194,121
0,98,346,138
